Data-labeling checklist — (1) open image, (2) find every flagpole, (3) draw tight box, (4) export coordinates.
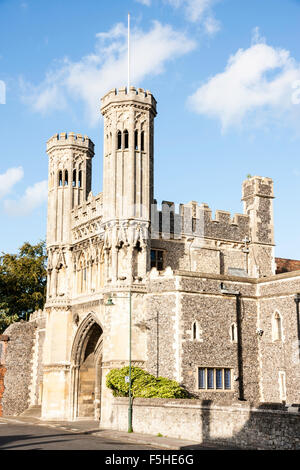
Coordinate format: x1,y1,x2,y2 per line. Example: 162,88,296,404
128,12,130,92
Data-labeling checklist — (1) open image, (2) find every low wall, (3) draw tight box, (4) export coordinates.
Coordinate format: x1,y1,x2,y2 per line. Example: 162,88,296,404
102,398,300,450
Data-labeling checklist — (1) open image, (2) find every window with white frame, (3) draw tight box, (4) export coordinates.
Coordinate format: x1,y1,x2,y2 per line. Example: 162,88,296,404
230,322,238,343
279,371,286,401
272,311,283,342
198,367,232,390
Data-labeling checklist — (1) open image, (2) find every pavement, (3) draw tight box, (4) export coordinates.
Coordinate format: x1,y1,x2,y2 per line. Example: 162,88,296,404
0,415,228,450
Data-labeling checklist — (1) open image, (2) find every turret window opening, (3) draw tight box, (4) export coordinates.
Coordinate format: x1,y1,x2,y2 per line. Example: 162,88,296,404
124,129,129,149
78,170,82,188
117,130,122,150
135,130,138,150
64,170,68,186
141,131,145,151
73,169,77,187
58,171,63,187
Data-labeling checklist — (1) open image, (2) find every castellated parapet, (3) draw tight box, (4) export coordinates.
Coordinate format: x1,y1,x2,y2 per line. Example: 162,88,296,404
242,175,274,247
46,132,95,155
151,199,249,242
101,86,157,115
242,175,274,201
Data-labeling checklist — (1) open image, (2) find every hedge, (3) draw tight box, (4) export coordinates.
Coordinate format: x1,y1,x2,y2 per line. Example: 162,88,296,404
106,366,190,399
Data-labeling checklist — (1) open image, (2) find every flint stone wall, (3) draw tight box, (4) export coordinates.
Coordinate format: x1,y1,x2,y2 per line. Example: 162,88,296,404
107,397,300,450
2,321,36,416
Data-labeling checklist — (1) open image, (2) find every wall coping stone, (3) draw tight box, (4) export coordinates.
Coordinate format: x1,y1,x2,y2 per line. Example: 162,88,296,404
112,397,299,417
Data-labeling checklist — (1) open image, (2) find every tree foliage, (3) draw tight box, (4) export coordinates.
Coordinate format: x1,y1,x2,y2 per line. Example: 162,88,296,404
0,241,47,333
106,366,191,399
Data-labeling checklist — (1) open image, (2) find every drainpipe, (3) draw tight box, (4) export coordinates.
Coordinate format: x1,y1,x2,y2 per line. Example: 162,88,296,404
294,294,300,362
220,284,245,401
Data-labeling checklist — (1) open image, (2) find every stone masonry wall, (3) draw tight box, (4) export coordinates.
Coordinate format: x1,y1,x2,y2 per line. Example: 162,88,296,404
257,275,300,405
2,321,36,416
106,397,300,450
144,288,178,380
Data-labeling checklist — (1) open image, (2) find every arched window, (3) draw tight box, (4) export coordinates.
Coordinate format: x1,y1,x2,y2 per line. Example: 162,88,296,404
192,321,197,341
134,130,138,150
78,170,82,188
58,171,63,187
141,131,145,151
64,170,68,186
124,129,129,149
191,320,202,341
230,323,238,343
273,312,282,341
73,169,77,187
117,130,122,150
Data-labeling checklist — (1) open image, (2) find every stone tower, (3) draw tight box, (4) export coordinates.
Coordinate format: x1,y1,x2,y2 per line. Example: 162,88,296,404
242,176,275,277
46,133,94,300
100,86,157,284
46,132,94,246
42,133,94,420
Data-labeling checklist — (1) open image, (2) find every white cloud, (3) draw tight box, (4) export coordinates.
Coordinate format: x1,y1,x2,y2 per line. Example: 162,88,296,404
4,180,48,216
204,15,220,35
187,33,300,131
22,21,196,125
135,0,151,5
166,0,220,31
0,167,24,199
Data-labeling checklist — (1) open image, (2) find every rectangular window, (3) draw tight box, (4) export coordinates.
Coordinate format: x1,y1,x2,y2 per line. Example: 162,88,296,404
150,249,164,271
197,368,232,391
224,369,231,390
198,368,205,389
216,369,223,389
207,368,214,389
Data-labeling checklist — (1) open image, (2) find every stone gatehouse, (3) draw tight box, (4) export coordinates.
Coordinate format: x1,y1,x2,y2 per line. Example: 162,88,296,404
0,87,299,441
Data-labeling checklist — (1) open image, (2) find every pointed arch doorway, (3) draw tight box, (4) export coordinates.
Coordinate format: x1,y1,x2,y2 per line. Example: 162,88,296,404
71,314,103,420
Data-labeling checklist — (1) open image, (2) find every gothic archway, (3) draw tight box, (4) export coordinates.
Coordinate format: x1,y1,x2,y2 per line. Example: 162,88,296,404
70,313,103,420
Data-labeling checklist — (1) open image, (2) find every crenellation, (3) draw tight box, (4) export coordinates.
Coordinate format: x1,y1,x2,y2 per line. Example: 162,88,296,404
152,199,250,242
100,86,157,113
46,132,95,154
71,192,103,228
215,210,231,224
242,175,274,201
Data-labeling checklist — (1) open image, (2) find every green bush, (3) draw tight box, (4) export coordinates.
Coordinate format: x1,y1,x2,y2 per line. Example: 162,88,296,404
106,366,190,399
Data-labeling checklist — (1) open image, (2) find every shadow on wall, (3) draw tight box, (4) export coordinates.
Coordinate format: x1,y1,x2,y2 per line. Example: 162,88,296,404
180,400,300,450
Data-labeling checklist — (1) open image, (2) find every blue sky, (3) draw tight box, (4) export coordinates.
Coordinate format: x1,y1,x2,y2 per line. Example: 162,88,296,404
1,0,300,258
